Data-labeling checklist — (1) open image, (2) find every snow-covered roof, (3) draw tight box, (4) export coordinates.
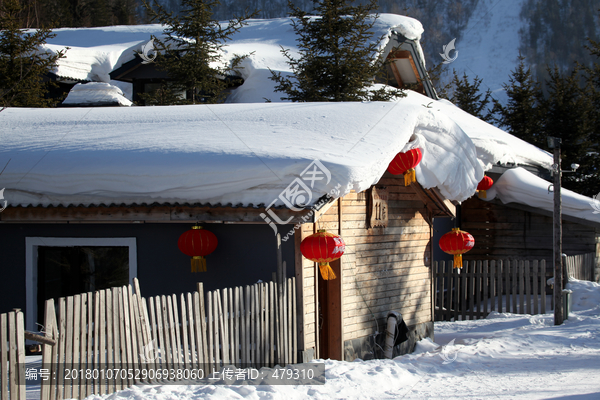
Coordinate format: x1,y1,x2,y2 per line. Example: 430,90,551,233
485,167,600,225
0,91,553,209
42,25,163,82
42,14,424,89
431,98,552,171
62,82,132,107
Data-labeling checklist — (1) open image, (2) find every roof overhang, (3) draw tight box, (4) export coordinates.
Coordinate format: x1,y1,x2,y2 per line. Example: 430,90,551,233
0,203,308,225
488,198,600,231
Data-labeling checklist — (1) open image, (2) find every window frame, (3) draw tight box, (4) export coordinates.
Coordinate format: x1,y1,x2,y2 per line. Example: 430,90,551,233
25,237,137,332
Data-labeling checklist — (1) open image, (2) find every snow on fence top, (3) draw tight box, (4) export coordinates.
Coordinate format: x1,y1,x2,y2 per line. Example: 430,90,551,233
41,14,423,88
0,91,552,209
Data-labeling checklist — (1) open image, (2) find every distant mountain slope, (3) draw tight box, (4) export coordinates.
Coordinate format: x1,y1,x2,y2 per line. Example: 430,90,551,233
443,0,526,105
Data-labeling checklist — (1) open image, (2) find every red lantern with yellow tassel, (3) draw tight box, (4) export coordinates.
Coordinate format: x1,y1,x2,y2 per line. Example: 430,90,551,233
439,228,474,269
387,148,423,186
477,176,494,199
178,226,218,272
300,229,345,280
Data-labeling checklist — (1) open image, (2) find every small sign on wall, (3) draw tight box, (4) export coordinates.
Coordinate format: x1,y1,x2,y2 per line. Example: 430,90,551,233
367,186,388,229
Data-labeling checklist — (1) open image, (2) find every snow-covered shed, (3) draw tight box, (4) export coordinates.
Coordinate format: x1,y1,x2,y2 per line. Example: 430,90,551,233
427,98,600,280
462,168,600,269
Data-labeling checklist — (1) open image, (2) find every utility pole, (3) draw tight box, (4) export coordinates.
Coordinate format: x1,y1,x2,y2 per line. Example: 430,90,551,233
548,136,563,325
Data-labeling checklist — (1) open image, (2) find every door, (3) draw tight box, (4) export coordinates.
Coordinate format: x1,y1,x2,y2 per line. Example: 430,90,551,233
318,258,342,360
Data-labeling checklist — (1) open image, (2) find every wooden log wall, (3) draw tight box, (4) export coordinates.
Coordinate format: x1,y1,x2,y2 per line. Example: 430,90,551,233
298,177,433,354
462,197,598,260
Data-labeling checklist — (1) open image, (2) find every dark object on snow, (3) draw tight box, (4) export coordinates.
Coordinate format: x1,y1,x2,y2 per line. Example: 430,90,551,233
388,311,409,346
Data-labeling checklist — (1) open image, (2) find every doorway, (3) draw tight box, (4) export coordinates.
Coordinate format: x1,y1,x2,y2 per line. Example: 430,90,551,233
318,258,342,360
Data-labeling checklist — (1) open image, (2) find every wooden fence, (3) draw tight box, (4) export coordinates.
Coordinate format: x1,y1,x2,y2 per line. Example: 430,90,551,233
434,253,596,321
39,276,296,400
434,259,551,321
565,253,595,282
0,310,26,400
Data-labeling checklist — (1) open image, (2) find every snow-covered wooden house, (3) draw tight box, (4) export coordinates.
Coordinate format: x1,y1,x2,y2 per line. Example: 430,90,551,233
5,11,599,366
1,87,497,361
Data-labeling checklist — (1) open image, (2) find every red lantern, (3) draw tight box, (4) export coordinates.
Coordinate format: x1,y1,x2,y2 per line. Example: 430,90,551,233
178,226,218,272
387,148,423,186
300,229,345,280
439,228,474,269
477,176,494,199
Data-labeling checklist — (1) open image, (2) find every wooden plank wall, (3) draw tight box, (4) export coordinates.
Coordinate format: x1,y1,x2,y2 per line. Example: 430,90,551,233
297,177,433,352
462,197,597,260
340,179,432,342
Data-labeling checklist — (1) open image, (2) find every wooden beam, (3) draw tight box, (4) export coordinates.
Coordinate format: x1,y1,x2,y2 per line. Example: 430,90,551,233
0,204,307,224
24,331,56,346
389,61,404,87
410,182,455,218
337,198,344,360
312,198,336,223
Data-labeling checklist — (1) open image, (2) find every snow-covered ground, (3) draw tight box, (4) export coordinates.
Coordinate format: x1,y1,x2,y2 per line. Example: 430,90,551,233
23,279,599,399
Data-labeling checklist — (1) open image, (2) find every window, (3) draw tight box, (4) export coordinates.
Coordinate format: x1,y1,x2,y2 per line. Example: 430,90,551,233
26,238,137,332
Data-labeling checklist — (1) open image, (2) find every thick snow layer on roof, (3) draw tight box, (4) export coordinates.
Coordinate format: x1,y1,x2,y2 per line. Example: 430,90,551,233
485,167,600,224
2,92,484,208
42,25,164,82
62,82,132,106
41,14,423,87
431,98,553,170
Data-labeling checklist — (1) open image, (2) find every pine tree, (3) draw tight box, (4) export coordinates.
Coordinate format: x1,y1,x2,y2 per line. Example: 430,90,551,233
492,54,545,148
448,70,493,121
142,0,256,105
89,0,113,26
541,66,596,195
426,61,451,99
269,0,404,102
583,38,600,196
137,82,188,105
583,38,600,155
0,0,66,109
112,0,139,25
